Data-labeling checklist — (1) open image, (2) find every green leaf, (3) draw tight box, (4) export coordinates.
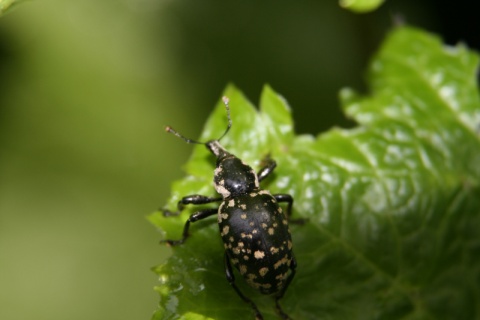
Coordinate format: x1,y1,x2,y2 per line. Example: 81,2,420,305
149,26,480,320
0,0,23,16
339,0,385,13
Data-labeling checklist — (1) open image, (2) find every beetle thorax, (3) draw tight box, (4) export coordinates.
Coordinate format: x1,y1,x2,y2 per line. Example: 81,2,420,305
213,155,260,198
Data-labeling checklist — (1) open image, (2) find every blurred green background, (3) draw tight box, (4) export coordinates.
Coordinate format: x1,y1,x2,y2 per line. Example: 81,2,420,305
0,1,477,320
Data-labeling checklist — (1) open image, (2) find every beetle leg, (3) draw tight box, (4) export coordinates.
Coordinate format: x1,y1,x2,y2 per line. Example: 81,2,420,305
161,194,222,216
274,194,306,225
273,194,293,218
257,158,277,182
224,252,263,320
275,256,297,320
161,208,218,246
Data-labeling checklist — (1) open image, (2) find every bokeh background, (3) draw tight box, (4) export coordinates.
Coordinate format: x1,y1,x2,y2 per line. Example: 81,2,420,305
0,1,478,320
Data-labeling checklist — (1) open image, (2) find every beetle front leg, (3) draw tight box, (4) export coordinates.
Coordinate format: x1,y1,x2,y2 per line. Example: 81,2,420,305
162,208,218,246
224,252,264,320
161,194,222,216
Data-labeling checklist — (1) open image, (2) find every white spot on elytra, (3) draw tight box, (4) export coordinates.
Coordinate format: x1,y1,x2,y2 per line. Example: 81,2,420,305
254,250,265,259
259,267,269,277
221,225,229,236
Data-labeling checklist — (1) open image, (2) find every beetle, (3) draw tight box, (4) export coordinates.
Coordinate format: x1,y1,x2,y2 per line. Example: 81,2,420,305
162,97,297,320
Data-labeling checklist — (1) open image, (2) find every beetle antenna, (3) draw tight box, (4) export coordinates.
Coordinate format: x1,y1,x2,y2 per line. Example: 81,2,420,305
164,126,204,145
217,96,232,141
165,96,232,144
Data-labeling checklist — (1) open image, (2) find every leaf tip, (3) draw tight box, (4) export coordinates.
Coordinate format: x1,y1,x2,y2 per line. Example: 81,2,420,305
339,0,385,13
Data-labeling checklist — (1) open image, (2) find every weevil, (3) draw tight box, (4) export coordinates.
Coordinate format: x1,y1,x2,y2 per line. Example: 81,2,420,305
162,97,296,320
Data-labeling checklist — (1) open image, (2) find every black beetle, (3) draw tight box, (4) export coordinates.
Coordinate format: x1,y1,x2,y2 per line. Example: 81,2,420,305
162,97,297,319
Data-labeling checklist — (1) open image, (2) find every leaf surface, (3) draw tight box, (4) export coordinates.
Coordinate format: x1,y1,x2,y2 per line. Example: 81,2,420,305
149,26,480,320
339,0,384,13
0,0,22,15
